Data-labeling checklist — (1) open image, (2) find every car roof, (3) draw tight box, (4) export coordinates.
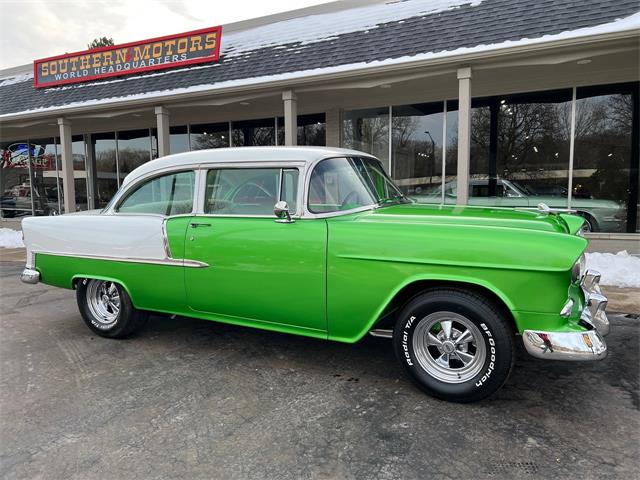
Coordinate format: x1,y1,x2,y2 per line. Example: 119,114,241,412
123,146,374,186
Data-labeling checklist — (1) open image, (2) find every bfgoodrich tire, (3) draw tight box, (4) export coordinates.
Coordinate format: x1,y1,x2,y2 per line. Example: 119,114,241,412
76,279,148,338
393,288,515,403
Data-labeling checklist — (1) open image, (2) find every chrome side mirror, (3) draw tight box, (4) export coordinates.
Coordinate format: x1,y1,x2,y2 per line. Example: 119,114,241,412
274,201,294,223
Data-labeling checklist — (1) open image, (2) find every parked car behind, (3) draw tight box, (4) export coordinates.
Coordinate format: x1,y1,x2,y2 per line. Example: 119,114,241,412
413,178,625,232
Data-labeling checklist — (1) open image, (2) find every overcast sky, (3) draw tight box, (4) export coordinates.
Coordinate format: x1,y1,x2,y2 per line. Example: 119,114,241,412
0,0,334,69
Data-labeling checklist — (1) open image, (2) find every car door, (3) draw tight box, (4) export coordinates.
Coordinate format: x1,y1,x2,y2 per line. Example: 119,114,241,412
184,165,327,333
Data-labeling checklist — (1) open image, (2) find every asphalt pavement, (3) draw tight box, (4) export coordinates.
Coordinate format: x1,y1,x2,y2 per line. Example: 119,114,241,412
0,261,638,480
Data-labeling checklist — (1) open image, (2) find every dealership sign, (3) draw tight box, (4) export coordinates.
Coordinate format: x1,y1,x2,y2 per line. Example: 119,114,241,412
33,26,222,88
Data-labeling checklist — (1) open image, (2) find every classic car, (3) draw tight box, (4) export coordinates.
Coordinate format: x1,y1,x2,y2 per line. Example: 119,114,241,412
20,147,610,403
413,178,625,233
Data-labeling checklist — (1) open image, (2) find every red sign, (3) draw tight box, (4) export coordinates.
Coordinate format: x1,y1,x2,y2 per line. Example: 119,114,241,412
34,26,222,88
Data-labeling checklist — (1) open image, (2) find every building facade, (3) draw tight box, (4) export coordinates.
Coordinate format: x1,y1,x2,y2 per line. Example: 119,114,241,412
1,0,638,236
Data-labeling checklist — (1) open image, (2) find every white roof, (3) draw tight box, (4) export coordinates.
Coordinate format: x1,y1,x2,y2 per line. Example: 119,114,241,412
123,146,374,185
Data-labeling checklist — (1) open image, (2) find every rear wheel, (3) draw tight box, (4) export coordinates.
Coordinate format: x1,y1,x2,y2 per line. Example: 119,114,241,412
76,279,147,338
393,288,515,403
576,212,598,233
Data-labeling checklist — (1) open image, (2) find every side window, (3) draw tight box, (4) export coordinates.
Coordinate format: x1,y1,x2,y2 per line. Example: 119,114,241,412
117,171,195,215
205,168,299,216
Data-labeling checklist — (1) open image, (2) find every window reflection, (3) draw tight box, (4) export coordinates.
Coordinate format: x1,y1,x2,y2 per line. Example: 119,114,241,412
574,86,635,233
342,107,390,172
170,125,189,154
276,113,326,146
117,129,151,181
232,118,275,147
391,103,444,196
190,122,229,150
91,132,118,209
29,138,61,216
0,140,33,218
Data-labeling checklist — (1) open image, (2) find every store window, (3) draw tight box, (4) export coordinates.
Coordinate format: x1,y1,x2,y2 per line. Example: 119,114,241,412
190,122,229,150
170,126,189,154
342,107,390,172
232,118,275,147
71,135,89,211
117,129,151,182
573,84,637,233
277,113,326,146
29,138,61,216
391,103,444,197
0,140,32,218
91,132,118,209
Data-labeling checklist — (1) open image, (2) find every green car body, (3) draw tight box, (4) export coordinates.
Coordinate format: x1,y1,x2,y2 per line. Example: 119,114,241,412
20,147,610,402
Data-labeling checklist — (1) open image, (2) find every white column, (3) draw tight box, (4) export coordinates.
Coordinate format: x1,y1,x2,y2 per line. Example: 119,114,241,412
282,90,298,146
155,106,170,157
456,67,472,205
57,117,76,213
325,108,342,147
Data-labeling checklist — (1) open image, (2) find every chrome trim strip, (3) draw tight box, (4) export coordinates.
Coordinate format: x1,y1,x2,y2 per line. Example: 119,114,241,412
161,219,173,258
369,328,393,339
523,329,607,361
32,251,209,268
20,268,40,284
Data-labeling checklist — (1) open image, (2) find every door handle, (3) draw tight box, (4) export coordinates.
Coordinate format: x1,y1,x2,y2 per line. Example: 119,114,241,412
190,222,212,228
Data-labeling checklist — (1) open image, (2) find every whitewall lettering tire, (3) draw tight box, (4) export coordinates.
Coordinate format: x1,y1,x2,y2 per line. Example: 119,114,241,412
393,288,515,403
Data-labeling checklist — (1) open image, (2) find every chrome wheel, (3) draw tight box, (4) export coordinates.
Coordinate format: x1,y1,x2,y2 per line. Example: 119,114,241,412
86,280,121,327
412,312,486,384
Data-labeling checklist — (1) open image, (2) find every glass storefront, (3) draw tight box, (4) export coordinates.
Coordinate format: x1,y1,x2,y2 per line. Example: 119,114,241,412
277,113,327,146
190,122,229,150
29,138,61,216
573,84,637,233
91,132,118,209
343,82,639,233
391,103,444,197
342,107,390,172
1,140,33,218
232,118,275,147
170,126,189,154
117,129,152,181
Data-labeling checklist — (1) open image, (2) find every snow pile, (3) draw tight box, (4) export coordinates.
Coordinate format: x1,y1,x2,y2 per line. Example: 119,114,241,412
0,228,24,248
585,251,640,288
0,72,33,87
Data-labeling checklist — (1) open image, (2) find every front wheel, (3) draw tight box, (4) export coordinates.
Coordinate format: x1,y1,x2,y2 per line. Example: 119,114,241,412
393,288,515,403
76,279,148,338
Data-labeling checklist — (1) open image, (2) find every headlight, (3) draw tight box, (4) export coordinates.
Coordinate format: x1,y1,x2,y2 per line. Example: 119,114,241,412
571,253,586,283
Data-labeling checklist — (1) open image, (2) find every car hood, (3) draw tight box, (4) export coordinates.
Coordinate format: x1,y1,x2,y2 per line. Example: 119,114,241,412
359,203,574,234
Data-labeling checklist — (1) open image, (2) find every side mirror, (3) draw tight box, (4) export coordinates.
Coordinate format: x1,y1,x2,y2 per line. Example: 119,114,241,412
274,201,294,223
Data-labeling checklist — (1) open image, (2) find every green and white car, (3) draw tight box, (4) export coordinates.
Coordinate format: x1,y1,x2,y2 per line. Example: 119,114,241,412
20,147,610,403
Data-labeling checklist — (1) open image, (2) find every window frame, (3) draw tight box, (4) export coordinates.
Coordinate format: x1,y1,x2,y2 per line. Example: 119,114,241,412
197,164,303,218
112,168,198,218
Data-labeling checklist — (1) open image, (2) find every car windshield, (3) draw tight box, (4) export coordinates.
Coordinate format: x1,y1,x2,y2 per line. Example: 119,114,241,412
308,156,410,214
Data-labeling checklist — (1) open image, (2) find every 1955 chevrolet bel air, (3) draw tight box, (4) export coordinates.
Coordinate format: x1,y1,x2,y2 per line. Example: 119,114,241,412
20,147,610,402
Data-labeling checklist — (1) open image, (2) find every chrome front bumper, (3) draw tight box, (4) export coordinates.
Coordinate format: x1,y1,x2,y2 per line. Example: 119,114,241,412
523,269,609,361
20,268,40,284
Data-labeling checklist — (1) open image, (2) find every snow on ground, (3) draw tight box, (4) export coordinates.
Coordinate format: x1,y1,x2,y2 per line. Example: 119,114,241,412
0,228,24,248
585,251,640,289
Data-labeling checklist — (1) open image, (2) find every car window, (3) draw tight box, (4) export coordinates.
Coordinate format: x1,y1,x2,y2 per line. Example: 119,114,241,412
205,168,299,216
470,183,505,198
117,170,195,215
308,158,376,213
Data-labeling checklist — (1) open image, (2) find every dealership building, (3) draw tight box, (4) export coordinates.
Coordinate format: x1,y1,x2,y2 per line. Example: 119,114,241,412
0,0,638,239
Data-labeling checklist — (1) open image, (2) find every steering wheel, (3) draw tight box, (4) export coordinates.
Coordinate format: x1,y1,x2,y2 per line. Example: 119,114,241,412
341,190,360,209
230,182,275,202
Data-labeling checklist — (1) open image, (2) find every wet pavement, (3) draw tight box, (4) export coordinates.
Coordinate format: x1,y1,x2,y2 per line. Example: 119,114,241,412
0,261,638,479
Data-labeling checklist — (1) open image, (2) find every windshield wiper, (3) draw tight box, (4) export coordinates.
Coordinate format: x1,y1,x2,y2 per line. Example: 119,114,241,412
377,194,408,206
